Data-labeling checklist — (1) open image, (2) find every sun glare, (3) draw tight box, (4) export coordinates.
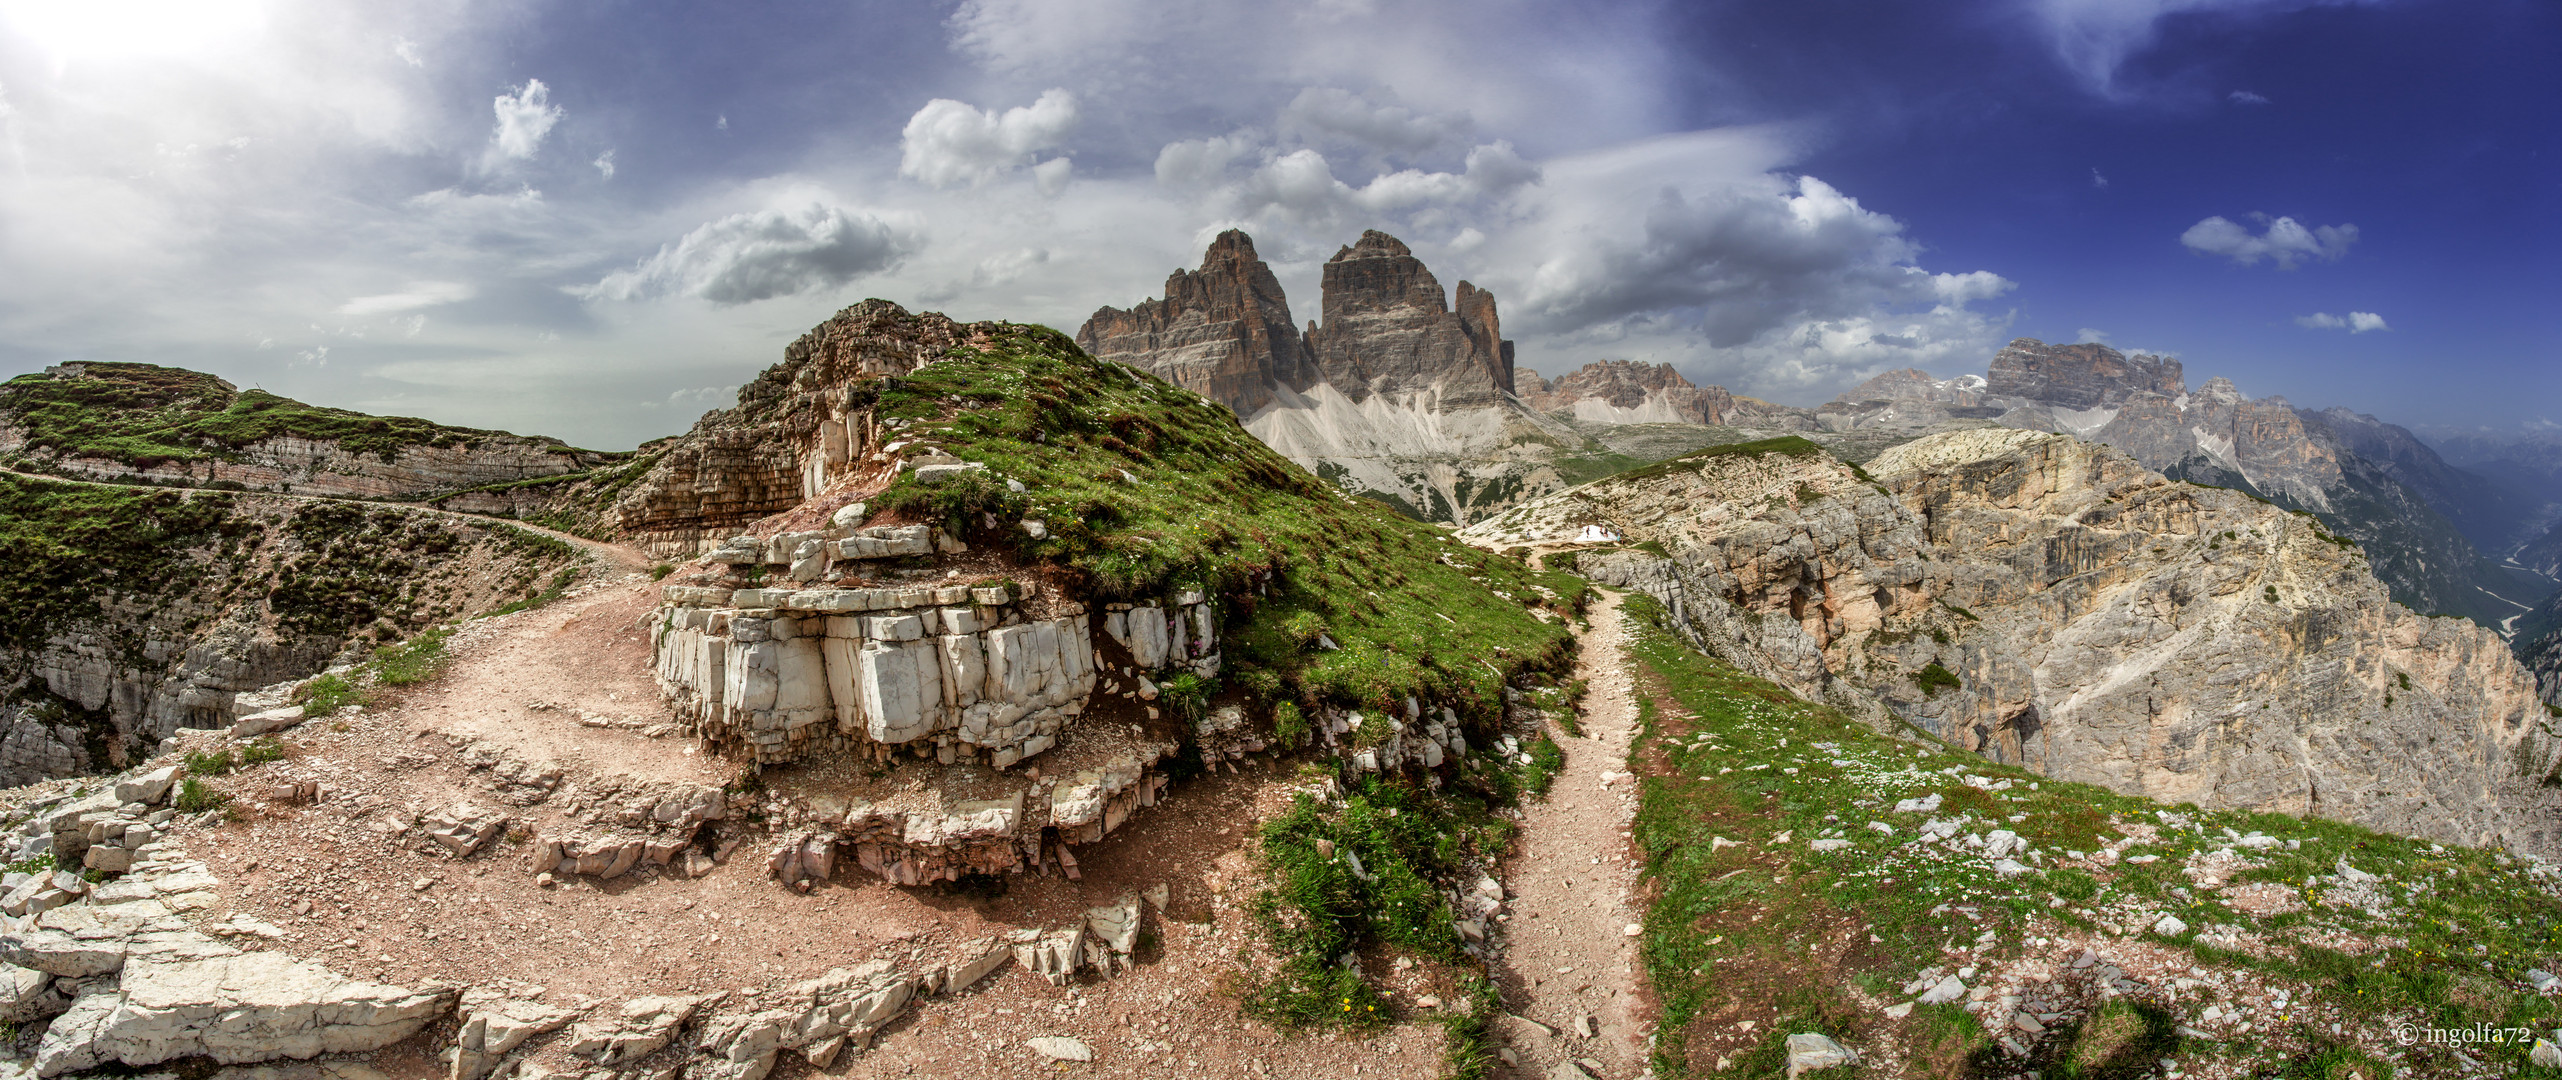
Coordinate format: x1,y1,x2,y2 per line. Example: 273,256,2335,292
0,0,269,65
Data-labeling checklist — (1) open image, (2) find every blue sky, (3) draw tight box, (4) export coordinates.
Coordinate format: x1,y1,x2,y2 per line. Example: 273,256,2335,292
0,0,2550,448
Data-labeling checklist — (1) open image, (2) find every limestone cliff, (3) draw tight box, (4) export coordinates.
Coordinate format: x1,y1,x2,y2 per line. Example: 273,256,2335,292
1305,231,1514,411
1074,230,1319,416
0,362,616,498
1463,430,2562,852
1983,338,2185,407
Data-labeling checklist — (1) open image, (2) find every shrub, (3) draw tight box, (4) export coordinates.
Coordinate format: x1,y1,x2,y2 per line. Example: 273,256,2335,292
1915,663,1962,697
183,748,236,776
173,776,229,814
238,737,285,765
295,673,365,718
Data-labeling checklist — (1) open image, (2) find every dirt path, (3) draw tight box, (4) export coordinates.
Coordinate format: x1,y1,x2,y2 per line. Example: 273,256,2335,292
1496,588,1649,1079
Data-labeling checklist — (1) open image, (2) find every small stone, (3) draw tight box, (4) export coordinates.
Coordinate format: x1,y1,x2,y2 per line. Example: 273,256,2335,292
535,873,556,889
1026,1036,1092,1062
2532,1040,2562,1069
1573,1014,1597,1038
2152,914,2189,937
1623,923,1643,937
1883,1002,1913,1019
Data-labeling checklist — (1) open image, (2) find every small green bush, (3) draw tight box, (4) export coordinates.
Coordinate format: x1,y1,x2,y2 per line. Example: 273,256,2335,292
1272,700,1308,746
238,737,285,765
296,673,365,718
183,748,236,776
173,776,229,814
649,562,675,580
1914,662,1961,697
2,852,56,877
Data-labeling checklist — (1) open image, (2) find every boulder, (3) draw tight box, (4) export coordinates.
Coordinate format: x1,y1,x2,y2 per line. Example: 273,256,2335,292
451,989,579,1080
564,994,711,1065
232,707,307,738
32,953,453,1075
114,766,183,806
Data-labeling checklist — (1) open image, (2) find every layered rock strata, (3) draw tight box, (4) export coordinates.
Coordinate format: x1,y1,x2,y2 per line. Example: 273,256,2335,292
1464,430,2562,851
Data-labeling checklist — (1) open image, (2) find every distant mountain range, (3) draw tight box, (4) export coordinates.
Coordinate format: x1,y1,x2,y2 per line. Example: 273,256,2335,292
1079,228,2562,639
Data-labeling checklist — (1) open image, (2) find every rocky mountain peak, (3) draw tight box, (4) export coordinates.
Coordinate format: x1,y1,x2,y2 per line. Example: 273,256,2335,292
2193,375,2244,406
1073,232,1318,417
1519,359,1739,425
1985,338,2185,407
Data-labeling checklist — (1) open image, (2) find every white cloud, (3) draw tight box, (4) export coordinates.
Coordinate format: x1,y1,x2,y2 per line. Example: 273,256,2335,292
1279,87,1470,154
337,281,473,315
898,89,1078,188
2091,167,2108,189
2180,213,2357,267
2075,327,2110,343
579,203,911,305
392,37,422,67
488,79,562,164
1032,156,1072,197
592,149,615,180
2297,310,2388,333
2229,89,2271,105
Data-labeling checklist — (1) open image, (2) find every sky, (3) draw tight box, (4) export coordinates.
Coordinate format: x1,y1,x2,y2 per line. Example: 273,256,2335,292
0,0,2551,450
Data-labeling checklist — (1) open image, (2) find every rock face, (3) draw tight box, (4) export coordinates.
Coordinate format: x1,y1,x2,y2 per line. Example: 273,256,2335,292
0,363,614,499
1983,339,2184,407
1304,231,1514,411
1518,361,1738,426
1079,230,1629,524
1465,430,2562,852
1074,230,1319,416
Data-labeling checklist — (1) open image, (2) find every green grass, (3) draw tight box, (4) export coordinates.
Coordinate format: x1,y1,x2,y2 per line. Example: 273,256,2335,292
295,674,365,718
0,361,584,466
1617,591,2562,1078
372,624,454,685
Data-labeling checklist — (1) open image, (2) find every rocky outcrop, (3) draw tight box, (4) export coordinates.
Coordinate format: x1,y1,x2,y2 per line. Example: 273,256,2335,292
1983,339,2184,407
1075,230,1320,416
602,302,1009,555
1306,231,1514,411
1464,430,2562,852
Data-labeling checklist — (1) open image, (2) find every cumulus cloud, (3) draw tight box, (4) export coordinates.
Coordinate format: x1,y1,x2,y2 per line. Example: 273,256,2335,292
2180,213,2357,267
487,79,563,165
579,204,910,305
2229,89,2271,104
1279,87,1470,154
898,89,1078,188
2075,328,2110,343
1158,133,1540,228
337,281,473,316
2296,310,2388,333
592,149,615,180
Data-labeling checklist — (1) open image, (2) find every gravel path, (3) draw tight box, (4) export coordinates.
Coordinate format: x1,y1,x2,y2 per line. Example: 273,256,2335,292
1496,589,1650,1078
